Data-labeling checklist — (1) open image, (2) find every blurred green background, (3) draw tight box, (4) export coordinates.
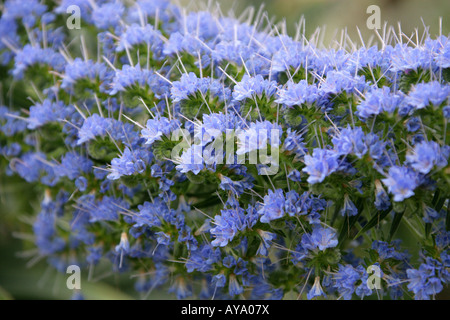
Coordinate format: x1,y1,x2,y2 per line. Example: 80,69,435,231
0,0,449,300
183,0,450,44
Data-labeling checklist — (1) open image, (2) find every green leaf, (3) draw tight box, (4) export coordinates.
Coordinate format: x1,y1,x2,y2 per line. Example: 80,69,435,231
388,210,405,242
446,202,450,232
443,68,450,83
431,189,441,207
353,208,391,240
185,171,205,184
193,195,221,209
0,286,13,300
338,199,364,246
398,68,431,93
434,196,446,213
87,139,118,162
425,223,432,239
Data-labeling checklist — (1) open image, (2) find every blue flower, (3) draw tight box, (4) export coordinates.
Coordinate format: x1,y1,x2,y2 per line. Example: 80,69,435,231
141,117,180,146
332,126,367,158
185,244,221,273
87,196,129,223
170,72,205,102
3,0,47,28
13,44,65,79
132,200,164,229
27,100,70,129
390,44,433,72
319,70,367,96
357,86,404,119
219,175,253,196
302,149,340,184
62,58,111,92
435,40,450,68
282,128,307,159
287,169,302,182
406,117,421,132
169,277,192,300
115,232,130,254
258,189,285,223
13,152,58,185
110,64,156,95
56,151,93,180
236,121,282,156
443,106,450,119
372,240,409,261
155,231,172,245
211,207,247,247
333,264,364,300
33,192,66,255
228,274,244,297
0,106,27,136
422,205,440,223
275,80,318,106
86,246,103,265
108,147,152,180
407,259,446,300
340,195,358,217
223,255,236,268
233,75,278,101
256,230,276,256
92,1,124,30
406,141,448,174
75,176,88,192
406,82,450,110
382,166,418,202
374,180,391,211
310,226,339,251
307,276,326,300
77,114,113,145
175,145,204,175
117,24,163,55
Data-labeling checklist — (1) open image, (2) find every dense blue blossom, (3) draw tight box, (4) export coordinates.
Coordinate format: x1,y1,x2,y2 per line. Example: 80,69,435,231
56,151,93,180
110,64,158,95
382,166,419,202
27,100,71,129
233,75,278,101
108,147,152,180
61,58,111,92
332,126,367,158
258,189,285,223
333,264,372,300
303,149,340,184
407,257,449,300
77,114,113,145
210,207,247,247
117,24,164,55
357,86,404,119
1,0,450,301
340,194,358,216
175,145,204,175
276,80,319,106
310,226,339,251
236,121,282,156
141,117,180,146
406,141,448,174
3,0,47,28
92,2,124,30
13,45,65,79
406,82,450,110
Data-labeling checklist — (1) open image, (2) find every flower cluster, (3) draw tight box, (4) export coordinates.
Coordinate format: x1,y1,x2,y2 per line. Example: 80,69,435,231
0,0,449,300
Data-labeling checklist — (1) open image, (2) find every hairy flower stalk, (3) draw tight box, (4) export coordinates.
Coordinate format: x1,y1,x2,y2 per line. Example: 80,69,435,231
0,0,449,300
